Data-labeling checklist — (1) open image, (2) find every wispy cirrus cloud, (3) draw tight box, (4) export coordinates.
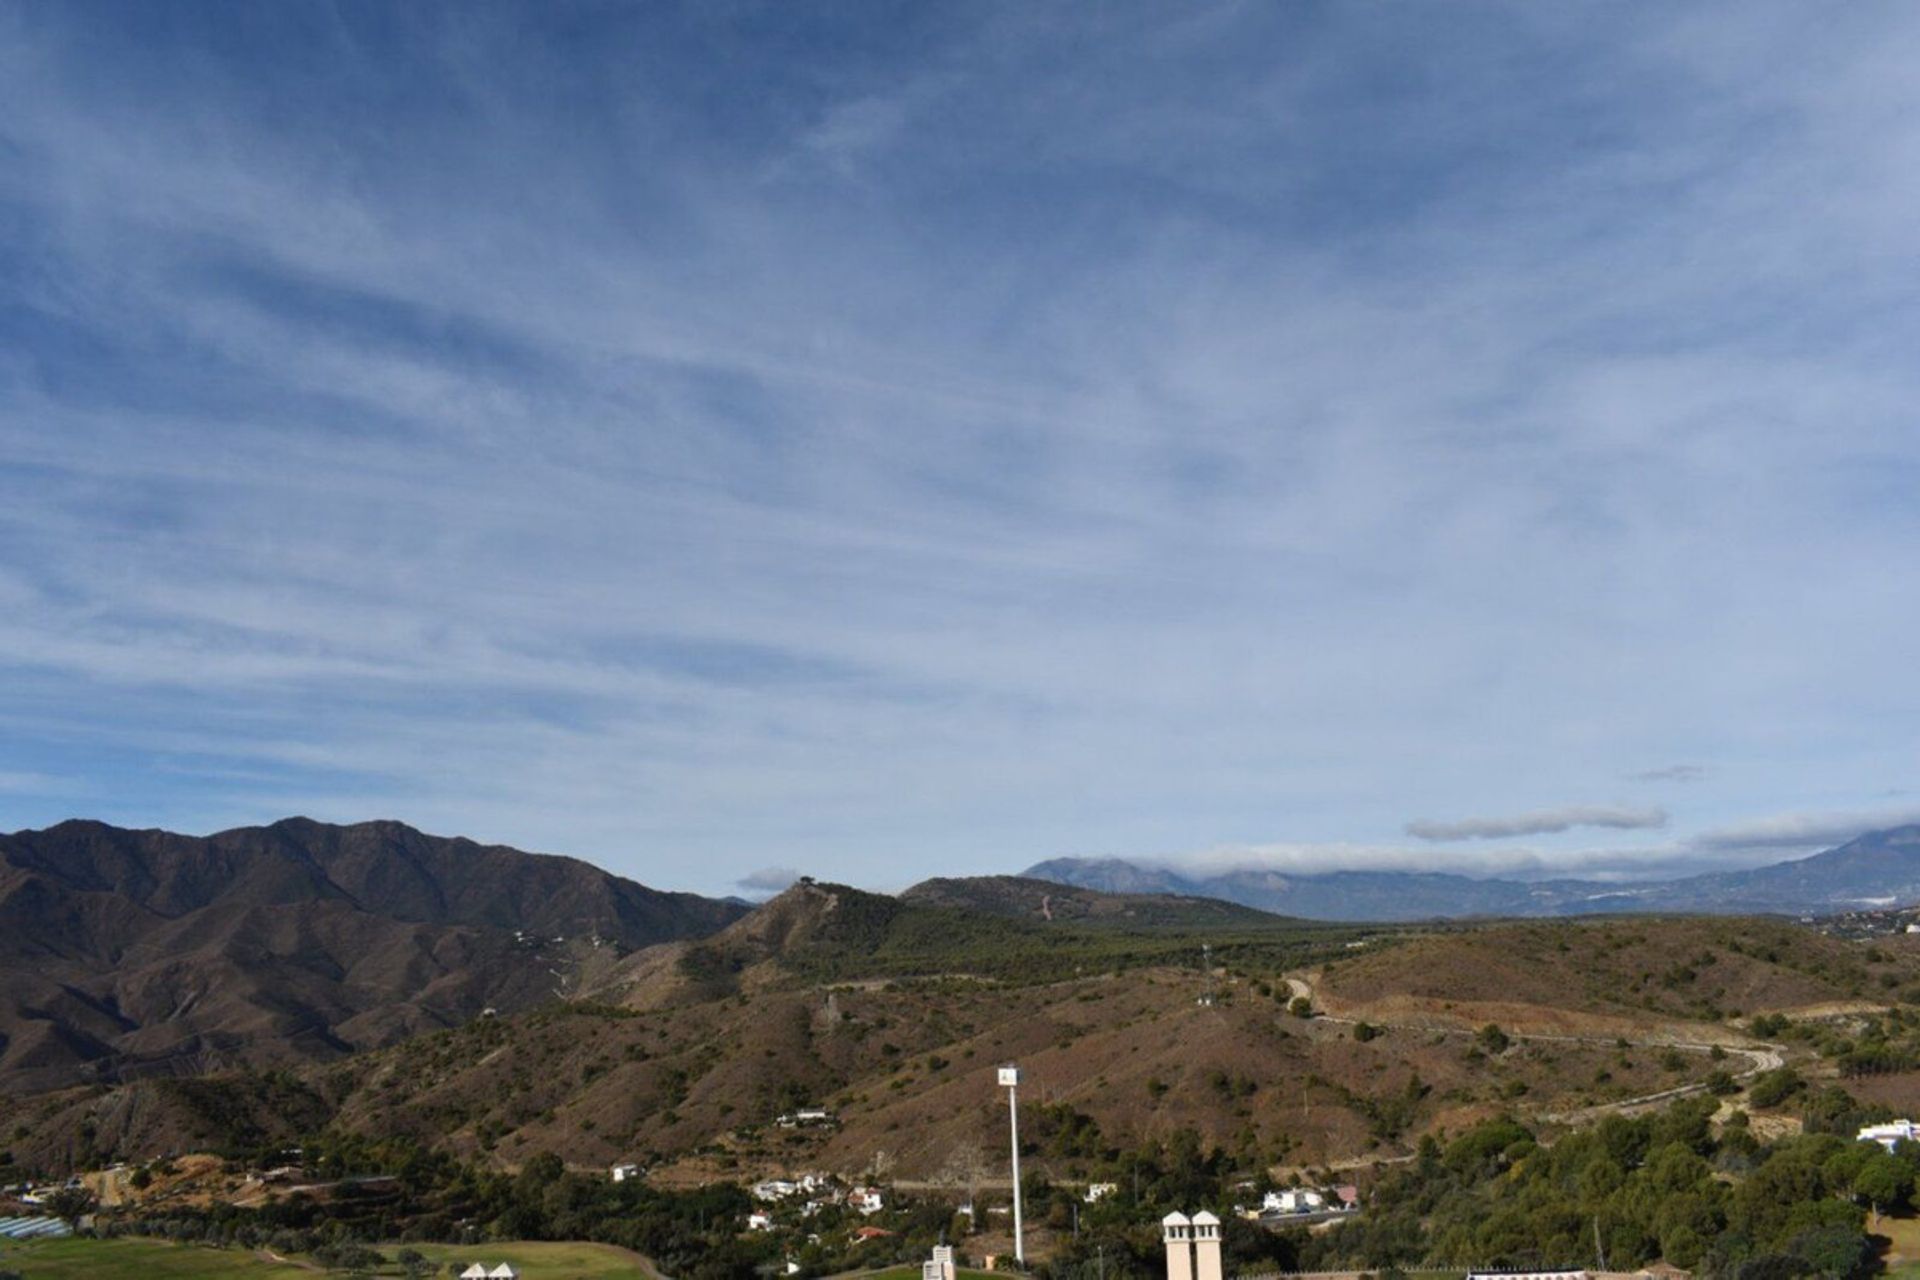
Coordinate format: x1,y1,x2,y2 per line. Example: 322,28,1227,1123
1629,765,1707,784
1,5,1918,892
1405,807,1669,843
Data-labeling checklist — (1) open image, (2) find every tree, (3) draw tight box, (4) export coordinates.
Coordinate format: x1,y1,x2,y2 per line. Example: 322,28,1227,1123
397,1246,434,1278
45,1184,98,1229
1747,1068,1804,1109
1476,1024,1511,1055
1288,996,1313,1018
1851,1152,1913,1217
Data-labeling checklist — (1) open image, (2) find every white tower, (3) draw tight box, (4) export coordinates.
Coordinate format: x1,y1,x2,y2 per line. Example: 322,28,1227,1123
1192,1210,1223,1280
999,1065,1024,1265
1163,1211,1194,1280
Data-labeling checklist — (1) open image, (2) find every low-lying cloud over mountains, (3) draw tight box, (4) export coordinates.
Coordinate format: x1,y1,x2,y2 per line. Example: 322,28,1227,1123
1027,824,1920,922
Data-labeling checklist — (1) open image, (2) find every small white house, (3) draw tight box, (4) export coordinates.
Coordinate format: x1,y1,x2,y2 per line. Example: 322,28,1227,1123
1859,1120,1920,1151
748,1210,774,1231
1263,1189,1324,1214
753,1179,800,1202
777,1107,834,1128
461,1266,488,1280
1085,1182,1118,1203
488,1266,520,1280
611,1163,641,1183
851,1186,885,1215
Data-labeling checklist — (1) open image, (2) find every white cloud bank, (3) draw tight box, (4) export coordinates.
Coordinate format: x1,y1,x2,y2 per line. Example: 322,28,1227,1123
1691,807,1920,855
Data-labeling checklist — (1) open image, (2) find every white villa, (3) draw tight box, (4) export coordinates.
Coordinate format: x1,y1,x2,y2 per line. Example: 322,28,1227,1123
1085,1182,1118,1203
1263,1188,1325,1214
1859,1120,1920,1151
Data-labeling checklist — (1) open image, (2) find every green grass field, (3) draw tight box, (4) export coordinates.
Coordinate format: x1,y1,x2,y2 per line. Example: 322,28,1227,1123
397,1240,655,1277
0,1236,313,1278
0,1235,656,1277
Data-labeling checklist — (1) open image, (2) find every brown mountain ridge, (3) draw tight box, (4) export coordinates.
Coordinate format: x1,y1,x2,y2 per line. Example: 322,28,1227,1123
0,817,748,1093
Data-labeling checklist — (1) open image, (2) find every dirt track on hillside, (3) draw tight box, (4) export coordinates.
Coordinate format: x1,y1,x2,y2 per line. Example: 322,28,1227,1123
1288,969,1788,1125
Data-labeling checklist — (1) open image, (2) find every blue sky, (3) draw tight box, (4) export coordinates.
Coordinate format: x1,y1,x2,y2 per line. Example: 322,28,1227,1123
2,2,1917,895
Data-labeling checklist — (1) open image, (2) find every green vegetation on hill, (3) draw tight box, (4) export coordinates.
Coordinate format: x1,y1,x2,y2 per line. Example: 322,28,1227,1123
681,880,1364,986
1305,1103,1918,1277
1753,1006,1920,1077
1040,1095,1920,1280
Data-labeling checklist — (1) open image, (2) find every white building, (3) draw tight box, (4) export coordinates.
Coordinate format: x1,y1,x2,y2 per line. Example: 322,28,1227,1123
1859,1120,1920,1151
748,1210,774,1231
1263,1188,1325,1214
777,1107,834,1127
611,1163,641,1183
1085,1182,1118,1203
753,1179,800,1202
850,1186,885,1215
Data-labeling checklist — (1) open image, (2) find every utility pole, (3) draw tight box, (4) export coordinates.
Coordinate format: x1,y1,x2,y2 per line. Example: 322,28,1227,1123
999,1065,1024,1266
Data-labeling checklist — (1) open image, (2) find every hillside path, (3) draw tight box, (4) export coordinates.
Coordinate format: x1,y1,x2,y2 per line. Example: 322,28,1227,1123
1284,970,1787,1124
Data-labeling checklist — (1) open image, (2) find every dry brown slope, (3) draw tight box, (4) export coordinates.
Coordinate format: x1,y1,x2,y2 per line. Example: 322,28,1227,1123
1316,916,1920,1032
0,818,747,1091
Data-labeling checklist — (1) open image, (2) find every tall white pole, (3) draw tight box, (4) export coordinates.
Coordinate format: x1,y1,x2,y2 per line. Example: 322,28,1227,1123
1009,1079,1023,1265
999,1065,1024,1267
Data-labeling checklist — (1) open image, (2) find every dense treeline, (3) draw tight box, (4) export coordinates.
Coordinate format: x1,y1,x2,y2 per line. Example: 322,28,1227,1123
1301,1098,1916,1280
1037,1092,1917,1280
1752,1009,1920,1079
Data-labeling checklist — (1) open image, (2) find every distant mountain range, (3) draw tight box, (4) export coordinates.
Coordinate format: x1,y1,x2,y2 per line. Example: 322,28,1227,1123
1025,825,1920,921
0,818,747,1093
7,814,1918,1099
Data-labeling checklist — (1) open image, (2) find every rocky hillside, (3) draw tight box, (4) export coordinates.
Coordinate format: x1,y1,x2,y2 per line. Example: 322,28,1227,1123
9,887,1916,1187
0,818,747,1092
